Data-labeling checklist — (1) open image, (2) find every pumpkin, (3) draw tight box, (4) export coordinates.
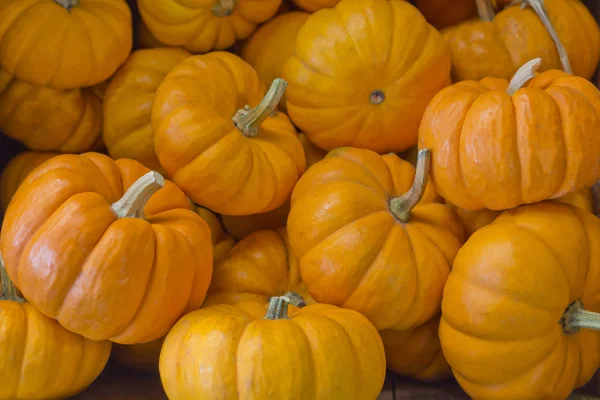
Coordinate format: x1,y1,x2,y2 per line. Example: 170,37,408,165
159,294,386,399
0,254,112,399
1,151,58,211
283,0,451,154
111,337,164,375
152,52,306,215
419,58,600,211
379,316,451,382
103,47,192,173
195,206,236,263
138,0,281,54
0,0,132,90
0,153,213,344
411,0,477,29
440,201,600,399
241,11,310,113
287,148,464,330
443,0,600,81
0,70,103,153
136,20,165,50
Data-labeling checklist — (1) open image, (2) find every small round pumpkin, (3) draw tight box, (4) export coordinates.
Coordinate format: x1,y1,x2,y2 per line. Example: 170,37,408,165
0,0,132,90
138,0,281,54
287,148,464,330
0,255,112,400
440,202,600,399
103,47,192,173
0,70,103,153
419,59,600,211
160,295,386,399
152,52,306,215
379,316,451,382
0,151,58,211
0,153,213,344
194,206,236,263
283,0,451,154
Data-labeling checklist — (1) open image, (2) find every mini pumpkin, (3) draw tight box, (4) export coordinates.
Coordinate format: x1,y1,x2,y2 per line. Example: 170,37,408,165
419,58,600,211
283,0,451,154
0,70,103,153
103,47,192,173
160,294,386,399
0,0,132,90
152,52,306,215
138,0,281,54
195,206,236,263
440,202,600,399
0,153,213,344
443,0,600,81
0,255,112,399
287,148,464,330
1,151,58,211
379,316,451,382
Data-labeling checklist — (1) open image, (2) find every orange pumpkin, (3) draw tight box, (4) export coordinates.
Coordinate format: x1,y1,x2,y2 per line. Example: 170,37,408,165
241,11,310,113
195,206,236,263
0,153,213,344
160,295,386,399
283,0,451,154
419,59,600,211
136,20,165,50
152,52,306,215
287,148,464,330
443,0,600,81
0,254,112,399
1,151,58,211
0,0,132,90
138,0,281,54
103,47,192,173
440,202,600,399
411,0,477,29
379,316,451,382
0,70,103,153
111,337,164,375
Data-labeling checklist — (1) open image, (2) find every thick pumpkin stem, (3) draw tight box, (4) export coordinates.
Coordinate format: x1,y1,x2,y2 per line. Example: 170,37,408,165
506,58,542,95
233,79,288,138
475,0,495,21
212,0,236,17
0,254,25,302
111,171,165,219
264,292,306,320
562,300,600,333
389,149,431,223
54,0,79,9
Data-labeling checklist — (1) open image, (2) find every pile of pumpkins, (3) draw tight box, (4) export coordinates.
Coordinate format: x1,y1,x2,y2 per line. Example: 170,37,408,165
1,0,600,399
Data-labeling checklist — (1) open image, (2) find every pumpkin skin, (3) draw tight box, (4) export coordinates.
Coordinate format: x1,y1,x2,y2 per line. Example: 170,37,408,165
195,206,236,263
138,0,281,54
411,0,477,29
152,52,306,215
283,0,451,154
159,298,386,399
379,316,451,382
287,147,464,330
0,151,58,211
241,12,310,113
103,47,192,173
0,153,214,344
440,202,600,399
0,70,103,153
443,0,600,81
418,68,600,211
0,0,132,90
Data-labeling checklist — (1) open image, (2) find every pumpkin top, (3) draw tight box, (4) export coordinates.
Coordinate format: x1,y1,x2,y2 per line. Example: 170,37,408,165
54,0,78,10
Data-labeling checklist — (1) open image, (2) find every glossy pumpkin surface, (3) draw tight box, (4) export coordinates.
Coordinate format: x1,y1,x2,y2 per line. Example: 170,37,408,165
440,202,600,399
152,52,305,215
0,153,213,344
283,0,451,154
103,47,192,173
0,0,132,90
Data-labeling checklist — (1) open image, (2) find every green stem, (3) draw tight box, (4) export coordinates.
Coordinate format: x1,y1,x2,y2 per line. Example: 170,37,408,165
389,149,431,223
111,171,164,219
562,300,600,333
264,292,306,320
506,58,541,95
212,0,236,17
475,0,496,21
0,253,25,302
232,79,287,138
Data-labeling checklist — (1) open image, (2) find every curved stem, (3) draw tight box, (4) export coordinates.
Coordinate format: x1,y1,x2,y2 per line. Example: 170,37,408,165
389,149,431,223
562,300,600,333
54,0,79,9
212,0,236,16
0,253,25,302
111,171,164,219
506,58,542,95
475,0,495,21
232,79,287,138
523,0,572,74
264,292,306,320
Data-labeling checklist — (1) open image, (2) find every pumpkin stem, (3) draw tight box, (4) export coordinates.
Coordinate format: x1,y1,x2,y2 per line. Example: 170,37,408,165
111,171,165,219
0,254,25,302
389,149,431,223
53,0,79,9
264,292,306,320
506,58,542,95
562,300,600,333
475,0,495,21
212,0,236,17
232,78,288,138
